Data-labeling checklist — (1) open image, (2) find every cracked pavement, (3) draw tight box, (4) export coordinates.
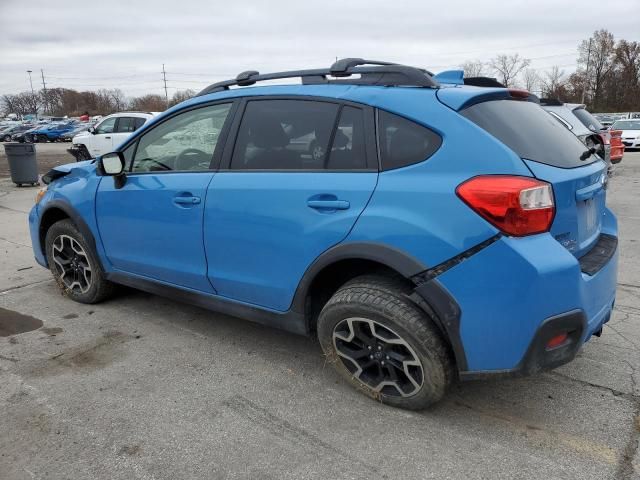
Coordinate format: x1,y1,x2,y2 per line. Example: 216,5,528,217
0,145,638,479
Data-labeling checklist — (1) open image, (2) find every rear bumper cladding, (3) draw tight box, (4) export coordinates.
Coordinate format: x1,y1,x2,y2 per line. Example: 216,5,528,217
459,310,586,381
579,233,617,276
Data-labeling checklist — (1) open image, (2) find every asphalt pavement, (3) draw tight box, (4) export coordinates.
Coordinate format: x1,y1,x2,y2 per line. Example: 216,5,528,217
0,150,638,480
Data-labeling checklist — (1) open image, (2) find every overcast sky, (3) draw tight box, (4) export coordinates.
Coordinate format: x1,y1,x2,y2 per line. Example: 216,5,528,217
1,0,638,98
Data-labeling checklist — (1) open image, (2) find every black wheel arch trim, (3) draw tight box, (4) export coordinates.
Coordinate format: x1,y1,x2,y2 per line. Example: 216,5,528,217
291,241,428,314
290,241,468,371
39,200,99,266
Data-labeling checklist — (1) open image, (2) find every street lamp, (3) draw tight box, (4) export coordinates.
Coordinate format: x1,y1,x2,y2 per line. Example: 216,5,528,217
26,70,37,120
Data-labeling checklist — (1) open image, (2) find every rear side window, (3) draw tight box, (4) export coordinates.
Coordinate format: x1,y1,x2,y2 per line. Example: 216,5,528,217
115,117,138,133
134,117,146,130
377,111,442,170
462,100,596,168
326,106,367,170
572,108,604,132
231,100,339,170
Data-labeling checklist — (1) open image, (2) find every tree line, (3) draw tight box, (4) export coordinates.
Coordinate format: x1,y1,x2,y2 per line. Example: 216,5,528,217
463,29,639,112
2,29,638,117
1,87,195,118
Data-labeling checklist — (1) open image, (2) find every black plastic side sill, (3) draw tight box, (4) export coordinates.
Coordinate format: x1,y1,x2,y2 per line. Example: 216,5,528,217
579,234,617,276
411,234,501,285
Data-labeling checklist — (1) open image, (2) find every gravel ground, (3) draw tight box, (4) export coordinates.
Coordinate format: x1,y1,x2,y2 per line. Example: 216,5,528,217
0,152,638,479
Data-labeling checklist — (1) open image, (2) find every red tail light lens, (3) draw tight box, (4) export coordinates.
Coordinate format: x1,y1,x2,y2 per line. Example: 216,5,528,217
456,176,555,236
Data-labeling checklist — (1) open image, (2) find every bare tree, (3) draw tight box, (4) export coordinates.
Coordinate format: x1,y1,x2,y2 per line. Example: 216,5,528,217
109,89,128,111
169,89,196,107
129,94,167,112
489,53,531,87
613,40,640,110
1,92,40,117
522,68,540,93
461,60,486,77
578,29,615,108
540,66,567,99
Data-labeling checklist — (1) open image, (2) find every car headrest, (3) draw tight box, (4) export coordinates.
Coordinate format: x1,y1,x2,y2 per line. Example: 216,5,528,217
333,129,350,149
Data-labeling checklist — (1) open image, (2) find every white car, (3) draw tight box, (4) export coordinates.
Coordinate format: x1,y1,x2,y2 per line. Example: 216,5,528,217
612,119,640,149
69,112,159,160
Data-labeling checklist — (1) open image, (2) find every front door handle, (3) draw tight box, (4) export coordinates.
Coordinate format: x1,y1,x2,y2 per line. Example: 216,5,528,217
173,195,201,206
307,199,350,210
104,136,111,139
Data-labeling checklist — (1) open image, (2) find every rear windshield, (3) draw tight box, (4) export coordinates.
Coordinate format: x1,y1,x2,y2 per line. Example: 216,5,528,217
462,100,597,168
572,107,604,132
612,120,640,130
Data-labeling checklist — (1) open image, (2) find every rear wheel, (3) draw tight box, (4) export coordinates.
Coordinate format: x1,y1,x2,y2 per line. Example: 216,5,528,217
317,275,454,410
38,134,49,143
45,219,116,304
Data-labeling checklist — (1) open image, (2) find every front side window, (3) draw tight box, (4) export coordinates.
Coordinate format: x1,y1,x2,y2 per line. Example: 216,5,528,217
231,100,339,170
95,117,116,135
378,110,442,170
130,103,231,172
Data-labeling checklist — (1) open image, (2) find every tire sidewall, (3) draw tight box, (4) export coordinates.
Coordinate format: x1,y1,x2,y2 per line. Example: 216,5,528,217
45,220,105,304
318,291,450,410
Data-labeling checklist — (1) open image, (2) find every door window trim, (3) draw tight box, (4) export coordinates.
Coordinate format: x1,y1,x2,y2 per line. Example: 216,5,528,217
121,100,239,175
219,95,378,172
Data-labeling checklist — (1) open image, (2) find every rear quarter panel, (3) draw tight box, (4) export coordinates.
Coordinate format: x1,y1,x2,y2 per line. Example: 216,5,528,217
342,87,533,267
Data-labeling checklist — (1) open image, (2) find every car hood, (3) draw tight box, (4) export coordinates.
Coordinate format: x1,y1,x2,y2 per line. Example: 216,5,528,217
619,129,640,138
42,160,95,184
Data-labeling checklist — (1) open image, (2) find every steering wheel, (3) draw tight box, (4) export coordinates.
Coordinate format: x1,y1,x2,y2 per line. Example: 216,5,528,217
175,148,211,170
137,158,172,171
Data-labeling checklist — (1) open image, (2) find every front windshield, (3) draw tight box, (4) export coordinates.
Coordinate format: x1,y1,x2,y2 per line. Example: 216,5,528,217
612,120,640,130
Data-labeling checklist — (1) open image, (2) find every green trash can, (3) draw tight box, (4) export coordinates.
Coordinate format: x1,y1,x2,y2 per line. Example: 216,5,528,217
4,143,38,187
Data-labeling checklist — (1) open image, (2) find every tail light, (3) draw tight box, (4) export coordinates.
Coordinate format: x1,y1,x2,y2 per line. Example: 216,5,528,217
456,176,555,236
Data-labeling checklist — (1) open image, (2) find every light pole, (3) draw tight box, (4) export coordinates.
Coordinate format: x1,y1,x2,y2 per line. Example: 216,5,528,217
26,70,36,120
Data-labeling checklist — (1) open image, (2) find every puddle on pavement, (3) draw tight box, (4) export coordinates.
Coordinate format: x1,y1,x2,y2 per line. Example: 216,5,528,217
0,307,43,336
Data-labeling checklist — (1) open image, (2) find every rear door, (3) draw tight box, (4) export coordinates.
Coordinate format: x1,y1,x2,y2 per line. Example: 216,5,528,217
204,98,378,311
462,99,607,257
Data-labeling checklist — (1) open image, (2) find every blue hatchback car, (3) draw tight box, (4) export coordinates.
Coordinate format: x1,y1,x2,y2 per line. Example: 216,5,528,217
30,59,618,409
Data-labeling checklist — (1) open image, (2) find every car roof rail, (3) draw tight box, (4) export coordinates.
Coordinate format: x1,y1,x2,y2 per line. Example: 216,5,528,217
196,58,440,96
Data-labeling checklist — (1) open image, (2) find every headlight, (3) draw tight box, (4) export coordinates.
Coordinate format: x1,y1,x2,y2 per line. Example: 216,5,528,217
35,186,47,204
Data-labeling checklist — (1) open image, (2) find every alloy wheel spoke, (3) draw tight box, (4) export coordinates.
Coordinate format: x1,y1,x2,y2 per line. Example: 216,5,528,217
332,317,424,398
52,234,92,294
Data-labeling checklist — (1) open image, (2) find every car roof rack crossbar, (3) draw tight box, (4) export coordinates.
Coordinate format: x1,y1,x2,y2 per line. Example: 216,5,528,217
196,58,439,96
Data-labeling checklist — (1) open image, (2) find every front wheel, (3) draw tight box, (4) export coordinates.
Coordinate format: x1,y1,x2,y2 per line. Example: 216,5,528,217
317,275,454,410
45,219,116,304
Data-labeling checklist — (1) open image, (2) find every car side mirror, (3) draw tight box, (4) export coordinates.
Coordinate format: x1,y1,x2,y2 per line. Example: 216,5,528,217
88,127,96,134
100,152,127,189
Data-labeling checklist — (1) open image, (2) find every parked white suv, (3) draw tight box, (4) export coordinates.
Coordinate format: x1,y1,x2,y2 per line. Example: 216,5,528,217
69,112,159,160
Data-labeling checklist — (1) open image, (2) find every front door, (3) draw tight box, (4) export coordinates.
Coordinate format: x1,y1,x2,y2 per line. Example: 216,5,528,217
95,102,233,292
204,99,378,310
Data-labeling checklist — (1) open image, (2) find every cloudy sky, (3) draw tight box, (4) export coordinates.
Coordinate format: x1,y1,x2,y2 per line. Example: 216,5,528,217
0,0,638,98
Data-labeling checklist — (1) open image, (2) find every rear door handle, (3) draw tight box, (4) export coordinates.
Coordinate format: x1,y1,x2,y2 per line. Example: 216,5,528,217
307,199,350,210
173,195,201,206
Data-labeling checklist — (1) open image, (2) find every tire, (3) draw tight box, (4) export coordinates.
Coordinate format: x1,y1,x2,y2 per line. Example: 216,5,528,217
45,219,116,304
3,135,10,142
317,274,454,410
39,135,49,143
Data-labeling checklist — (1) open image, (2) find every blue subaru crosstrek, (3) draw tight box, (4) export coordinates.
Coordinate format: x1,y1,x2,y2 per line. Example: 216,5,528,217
29,59,618,409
